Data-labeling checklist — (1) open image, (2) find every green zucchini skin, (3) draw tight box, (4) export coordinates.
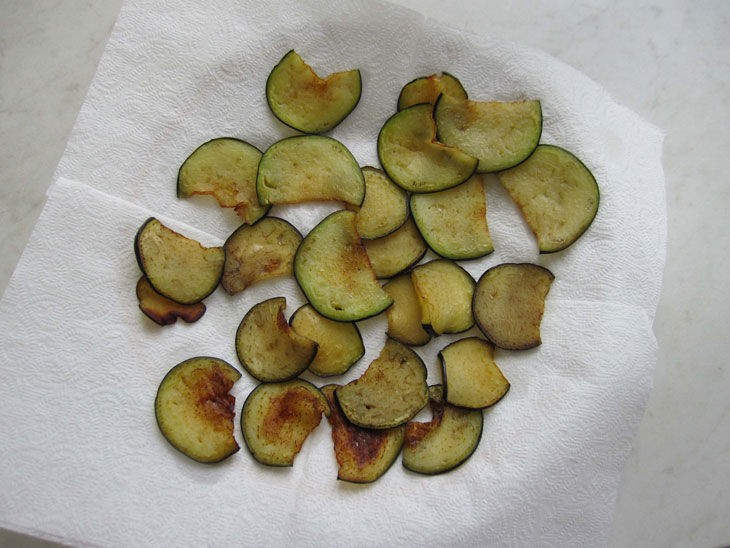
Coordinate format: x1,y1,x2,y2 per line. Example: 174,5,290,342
397,72,468,111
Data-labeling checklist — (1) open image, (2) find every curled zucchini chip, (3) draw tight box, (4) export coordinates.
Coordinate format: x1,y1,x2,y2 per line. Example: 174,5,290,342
134,218,224,305
403,385,483,475
266,50,362,134
497,144,600,253
155,357,241,463
439,337,510,408
346,167,408,239
434,95,542,173
335,338,429,429
235,297,318,382
221,217,302,295
177,137,269,225
289,304,365,377
363,217,428,279
257,135,365,207
397,72,468,111
377,103,478,193
241,379,330,467
136,276,206,326
410,174,494,260
321,385,404,483
411,259,475,335
294,210,393,322
473,263,554,350
383,273,432,347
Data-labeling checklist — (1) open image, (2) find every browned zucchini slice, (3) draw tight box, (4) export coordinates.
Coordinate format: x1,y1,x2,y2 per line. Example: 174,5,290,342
434,95,542,173
177,137,269,225
402,385,483,475
256,135,365,206
321,385,404,483
155,357,241,463
335,338,428,429
411,259,475,335
383,273,432,347
473,263,554,350
377,103,478,193
136,276,206,325
235,297,318,382
289,304,364,377
293,210,393,322
345,167,408,239
363,217,428,279
266,50,361,134
410,174,493,259
439,337,509,408
241,379,329,467
397,72,468,111
497,144,600,253
221,217,302,295
134,218,224,305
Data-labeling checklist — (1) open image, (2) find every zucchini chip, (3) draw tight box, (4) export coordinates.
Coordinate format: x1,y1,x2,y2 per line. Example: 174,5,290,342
377,103,478,193
410,174,494,259
335,338,429,429
346,167,409,240
155,357,241,463
383,273,432,347
136,276,206,325
434,95,542,173
256,135,365,206
266,50,362,134
321,385,404,483
241,379,330,467
235,297,318,382
293,210,393,322
134,218,224,305
397,72,468,111
402,385,483,475
363,217,428,279
497,144,600,253
221,217,302,295
177,137,269,225
473,263,554,350
439,338,510,409
289,304,365,377
411,259,475,335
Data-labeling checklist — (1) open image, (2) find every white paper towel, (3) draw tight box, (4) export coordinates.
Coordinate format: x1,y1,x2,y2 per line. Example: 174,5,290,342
0,0,666,546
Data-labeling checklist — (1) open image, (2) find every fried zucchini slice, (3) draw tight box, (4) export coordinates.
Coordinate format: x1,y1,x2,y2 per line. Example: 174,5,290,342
439,337,510,408
256,135,365,206
403,385,483,475
410,174,493,259
134,218,224,305
497,144,600,253
235,297,318,382
266,50,361,134
335,338,428,429
397,72,468,111
155,357,241,463
293,210,393,322
221,217,302,295
473,263,554,350
241,379,329,467
377,103,478,193
177,137,269,225
434,95,542,173
411,259,475,335
136,276,206,326
363,217,428,279
289,304,364,377
345,167,408,239
383,273,432,347
321,385,404,483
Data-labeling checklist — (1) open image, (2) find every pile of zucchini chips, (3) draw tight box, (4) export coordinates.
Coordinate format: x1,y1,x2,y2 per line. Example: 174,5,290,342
136,50,599,481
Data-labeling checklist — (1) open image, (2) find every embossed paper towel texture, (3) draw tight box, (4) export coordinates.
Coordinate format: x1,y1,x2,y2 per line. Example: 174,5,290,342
0,0,666,546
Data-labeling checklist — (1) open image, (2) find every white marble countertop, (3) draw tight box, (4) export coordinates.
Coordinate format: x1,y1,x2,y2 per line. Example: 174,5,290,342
1,1,728,546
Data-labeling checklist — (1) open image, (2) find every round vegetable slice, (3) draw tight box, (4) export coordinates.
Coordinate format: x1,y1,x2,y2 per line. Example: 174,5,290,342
411,259,475,335
363,217,428,279
136,276,206,325
397,72,468,111
346,166,409,239
383,273,432,347
155,357,241,463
